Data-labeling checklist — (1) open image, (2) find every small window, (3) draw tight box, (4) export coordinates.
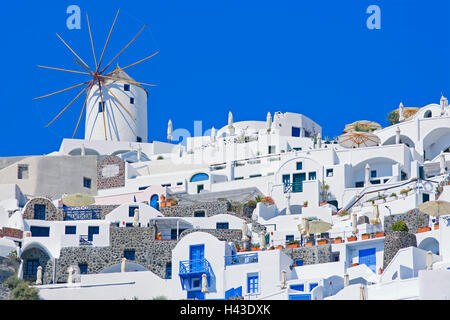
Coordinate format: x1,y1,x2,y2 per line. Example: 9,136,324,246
355,181,364,188
292,127,301,137
125,222,134,228
249,174,262,178
268,145,276,154
30,226,50,237
295,259,304,266
194,210,205,217
286,235,294,242
308,172,316,180
124,250,135,260
129,206,138,217
371,170,377,178
98,101,105,113
326,169,333,177
290,284,304,291
124,84,130,91
136,136,142,142
424,110,432,118
197,184,204,194
138,186,149,190
177,182,183,186
296,162,303,170
216,222,229,229
165,262,172,279
18,164,29,179
130,97,135,104
34,204,46,220
192,278,201,288
293,147,302,151
161,183,172,187
83,177,91,189
247,273,259,294
234,177,244,180
65,226,76,234
79,263,88,274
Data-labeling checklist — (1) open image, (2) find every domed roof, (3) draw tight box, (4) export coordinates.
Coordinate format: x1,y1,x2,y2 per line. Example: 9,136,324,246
105,64,147,94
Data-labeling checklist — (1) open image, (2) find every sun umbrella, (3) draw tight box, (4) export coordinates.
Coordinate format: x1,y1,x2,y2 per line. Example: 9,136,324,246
373,205,380,224
201,274,209,293
359,284,366,300
62,193,95,207
132,208,140,227
298,218,310,236
426,251,433,270
308,219,332,234
339,131,380,149
418,200,450,217
241,222,249,242
281,270,287,289
36,266,43,285
121,258,127,273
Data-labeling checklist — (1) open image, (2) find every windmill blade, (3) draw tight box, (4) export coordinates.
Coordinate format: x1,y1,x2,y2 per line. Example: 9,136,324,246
109,50,160,74
86,13,98,67
33,81,90,100
73,59,93,74
102,75,157,87
72,85,92,138
103,84,136,120
45,85,89,128
96,9,120,72
97,80,108,140
37,65,91,75
99,24,147,74
56,33,94,73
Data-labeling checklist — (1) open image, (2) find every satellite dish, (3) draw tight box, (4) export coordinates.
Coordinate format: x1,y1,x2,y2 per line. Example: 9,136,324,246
62,193,95,207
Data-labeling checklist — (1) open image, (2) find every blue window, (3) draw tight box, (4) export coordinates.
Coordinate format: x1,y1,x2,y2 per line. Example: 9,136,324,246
161,183,171,187
30,226,50,237
136,136,142,142
290,284,305,291
296,162,303,170
194,210,205,217
309,283,318,291
190,173,209,182
129,206,138,217
371,170,377,178
177,182,183,186
295,259,304,266
98,101,105,113
192,278,201,288
65,226,76,234
216,222,229,229
124,250,135,260
286,235,294,242
88,226,99,241
25,259,39,276
83,177,91,189
247,273,259,294
165,263,172,279
125,222,133,228
124,84,130,91
130,97,135,104
326,169,333,177
34,204,46,220
79,263,88,274
292,127,301,137
138,186,149,190
308,172,316,180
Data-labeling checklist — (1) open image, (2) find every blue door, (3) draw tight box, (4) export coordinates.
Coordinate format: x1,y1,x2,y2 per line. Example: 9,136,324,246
359,248,376,273
88,226,99,241
189,244,205,272
293,173,306,193
150,194,159,210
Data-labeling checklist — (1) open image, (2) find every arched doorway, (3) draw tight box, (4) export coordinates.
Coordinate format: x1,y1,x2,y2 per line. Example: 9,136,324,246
418,237,439,254
150,194,159,210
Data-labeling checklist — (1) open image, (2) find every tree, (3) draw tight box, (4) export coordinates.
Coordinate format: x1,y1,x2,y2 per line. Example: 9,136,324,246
387,111,399,125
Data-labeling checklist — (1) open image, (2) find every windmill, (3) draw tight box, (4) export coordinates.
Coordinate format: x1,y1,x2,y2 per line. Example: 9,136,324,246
33,9,159,141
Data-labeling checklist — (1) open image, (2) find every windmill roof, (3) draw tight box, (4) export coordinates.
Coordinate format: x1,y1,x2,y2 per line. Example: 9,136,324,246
105,64,148,95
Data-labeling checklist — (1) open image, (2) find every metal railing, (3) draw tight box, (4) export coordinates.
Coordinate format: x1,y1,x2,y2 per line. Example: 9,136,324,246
283,182,304,193
63,208,101,220
225,252,258,266
79,235,92,246
179,258,213,275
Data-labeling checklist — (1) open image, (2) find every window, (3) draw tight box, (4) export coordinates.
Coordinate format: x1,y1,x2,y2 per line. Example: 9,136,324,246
79,263,88,274
30,226,50,237
130,97,135,104
25,260,39,276
326,169,333,177
124,84,130,91
295,259,304,266
249,174,262,178
34,204,46,220
136,136,142,142
87,226,99,241
98,101,105,113
216,222,229,229
83,177,91,189
165,262,172,279
293,147,302,151
124,250,135,260
309,283,318,291
234,177,244,180
161,183,171,187
292,127,301,137
424,110,432,118
65,226,76,234
286,235,294,242
268,145,276,154
138,186,149,190
194,210,205,217
290,284,304,291
282,174,291,185
192,278,201,288
247,273,259,294
18,164,29,179
308,172,316,180
296,162,303,170
129,206,138,217
371,170,377,178
177,182,183,186
125,222,134,228
197,184,204,194
355,181,364,188
190,173,209,182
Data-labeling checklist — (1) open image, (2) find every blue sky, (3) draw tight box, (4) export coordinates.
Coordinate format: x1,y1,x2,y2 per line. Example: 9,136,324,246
0,0,449,156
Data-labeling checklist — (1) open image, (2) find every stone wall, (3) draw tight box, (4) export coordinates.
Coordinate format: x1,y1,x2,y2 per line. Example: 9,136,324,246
21,247,53,284
384,209,429,233
159,201,228,217
97,155,125,190
179,229,243,245
282,244,332,265
383,231,417,269
23,197,62,221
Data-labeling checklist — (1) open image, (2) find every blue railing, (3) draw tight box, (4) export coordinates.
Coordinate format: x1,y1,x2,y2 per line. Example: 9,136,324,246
63,208,101,220
283,182,303,193
225,252,258,266
179,259,212,275
79,235,92,246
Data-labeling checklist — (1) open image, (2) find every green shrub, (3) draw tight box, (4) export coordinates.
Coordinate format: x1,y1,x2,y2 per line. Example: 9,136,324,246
387,110,399,125
9,282,40,300
392,221,409,232
4,275,21,289
153,295,168,300
156,155,164,160
246,200,257,207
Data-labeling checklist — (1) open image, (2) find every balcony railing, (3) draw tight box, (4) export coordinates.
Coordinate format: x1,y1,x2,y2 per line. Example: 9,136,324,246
283,182,303,193
79,235,92,246
179,258,212,275
225,252,258,266
63,208,101,221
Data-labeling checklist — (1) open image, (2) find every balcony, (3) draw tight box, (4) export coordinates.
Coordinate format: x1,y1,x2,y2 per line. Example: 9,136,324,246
178,258,213,290
283,182,303,193
225,252,258,266
63,208,101,221
79,235,92,246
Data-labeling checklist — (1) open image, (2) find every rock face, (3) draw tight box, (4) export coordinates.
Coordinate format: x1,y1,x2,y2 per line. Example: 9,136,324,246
384,209,429,233
283,244,332,265
0,256,21,300
383,231,417,269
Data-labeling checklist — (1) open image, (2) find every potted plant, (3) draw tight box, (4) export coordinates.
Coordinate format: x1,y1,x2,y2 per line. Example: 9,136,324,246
251,244,260,251
303,201,308,208
375,231,385,238
317,239,328,245
261,196,274,206
361,233,370,240
276,245,284,250
389,193,397,200
399,189,408,197
239,248,248,252
333,236,343,244
287,240,300,248
305,239,314,247
417,226,431,233
338,210,349,217
351,263,359,267
269,246,275,250
434,223,439,230
392,221,409,232
347,235,357,242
